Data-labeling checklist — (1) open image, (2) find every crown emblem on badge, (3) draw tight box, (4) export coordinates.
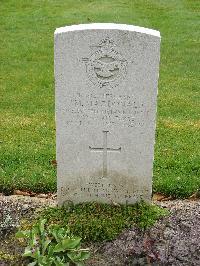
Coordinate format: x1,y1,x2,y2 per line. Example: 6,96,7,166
82,38,128,88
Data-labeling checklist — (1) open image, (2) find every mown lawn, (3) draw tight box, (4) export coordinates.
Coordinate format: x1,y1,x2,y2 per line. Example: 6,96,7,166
0,0,199,197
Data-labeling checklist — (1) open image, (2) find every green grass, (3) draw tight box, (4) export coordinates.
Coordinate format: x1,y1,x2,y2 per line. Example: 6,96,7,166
40,202,168,242
0,0,200,197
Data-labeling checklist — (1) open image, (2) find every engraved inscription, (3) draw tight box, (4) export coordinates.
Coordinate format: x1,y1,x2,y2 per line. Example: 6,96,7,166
82,38,128,88
65,92,145,128
89,131,121,178
60,183,149,202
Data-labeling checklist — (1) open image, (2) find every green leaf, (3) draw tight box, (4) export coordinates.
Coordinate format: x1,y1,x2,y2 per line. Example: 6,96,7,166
67,250,90,262
54,237,82,253
39,219,47,234
49,225,63,242
15,230,30,238
58,229,66,239
42,238,52,255
67,251,77,262
27,262,37,266
34,247,41,259
32,235,38,247
31,225,39,236
30,229,38,246
39,255,48,265
74,262,84,266
61,237,82,250
47,244,55,257
54,256,66,266
53,243,64,253
77,251,90,261
23,247,33,257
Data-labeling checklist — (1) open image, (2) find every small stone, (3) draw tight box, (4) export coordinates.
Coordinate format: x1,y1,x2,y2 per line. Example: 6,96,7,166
37,194,48,198
13,190,31,196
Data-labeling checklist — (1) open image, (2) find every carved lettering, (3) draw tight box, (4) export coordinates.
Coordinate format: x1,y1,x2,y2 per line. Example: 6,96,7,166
65,92,145,128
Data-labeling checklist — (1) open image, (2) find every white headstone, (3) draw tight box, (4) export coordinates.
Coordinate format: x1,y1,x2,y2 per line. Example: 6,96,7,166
55,23,161,205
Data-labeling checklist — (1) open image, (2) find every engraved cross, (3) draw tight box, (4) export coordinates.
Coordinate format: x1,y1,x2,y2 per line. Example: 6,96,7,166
89,131,121,178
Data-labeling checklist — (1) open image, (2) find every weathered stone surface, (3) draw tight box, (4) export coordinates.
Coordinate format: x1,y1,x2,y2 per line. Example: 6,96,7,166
54,23,161,205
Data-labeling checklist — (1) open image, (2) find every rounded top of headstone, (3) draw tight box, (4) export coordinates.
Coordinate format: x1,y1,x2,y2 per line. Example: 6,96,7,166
54,23,160,38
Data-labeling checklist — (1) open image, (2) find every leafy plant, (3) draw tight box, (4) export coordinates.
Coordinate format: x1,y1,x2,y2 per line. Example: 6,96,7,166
16,219,90,266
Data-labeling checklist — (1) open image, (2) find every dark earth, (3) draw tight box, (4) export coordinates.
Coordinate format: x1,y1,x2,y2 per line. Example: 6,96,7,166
0,194,199,265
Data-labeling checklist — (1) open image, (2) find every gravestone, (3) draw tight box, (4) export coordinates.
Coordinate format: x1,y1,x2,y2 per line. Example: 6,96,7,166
54,23,161,205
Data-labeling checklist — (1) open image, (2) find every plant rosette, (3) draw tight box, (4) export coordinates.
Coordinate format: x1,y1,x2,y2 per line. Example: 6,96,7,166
16,219,90,266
